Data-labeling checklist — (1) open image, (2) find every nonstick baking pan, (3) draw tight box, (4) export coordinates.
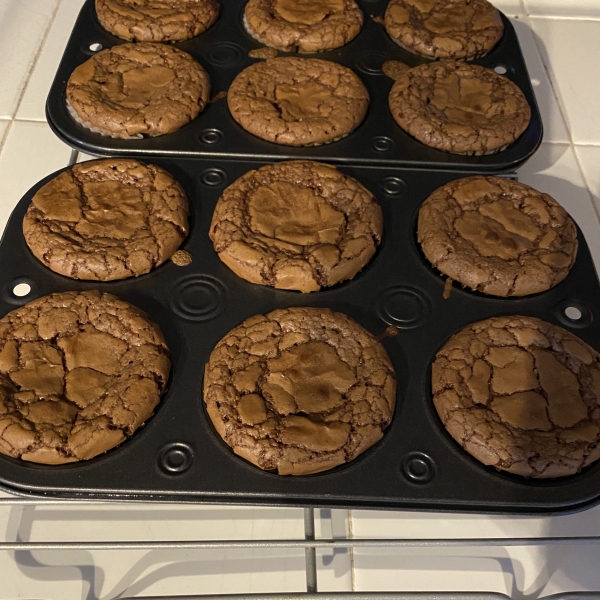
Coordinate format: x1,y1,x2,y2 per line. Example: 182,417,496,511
46,0,542,172
0,159,599,514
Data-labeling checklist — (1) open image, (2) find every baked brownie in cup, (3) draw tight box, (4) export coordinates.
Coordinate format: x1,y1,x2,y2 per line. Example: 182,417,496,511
203,307,396,475
417,176,578,296
227,57,369,146
388,61,531,155
95,0,220,42
23,159,190,281
66,43,210,138
432,316,600,478
384,0,503,60
0,291,170,465
209,161,383,292
244,0,363,52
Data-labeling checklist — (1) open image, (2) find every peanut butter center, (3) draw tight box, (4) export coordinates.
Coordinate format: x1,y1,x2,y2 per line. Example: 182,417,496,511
275,82,334,121
120,65,175,106
248,182,344,246
76,181,148,239
274,0,345,25
265,341,356,414
431,74,494,126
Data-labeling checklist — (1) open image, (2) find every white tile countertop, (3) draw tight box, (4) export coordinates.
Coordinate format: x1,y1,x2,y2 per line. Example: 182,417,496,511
2,0,600,597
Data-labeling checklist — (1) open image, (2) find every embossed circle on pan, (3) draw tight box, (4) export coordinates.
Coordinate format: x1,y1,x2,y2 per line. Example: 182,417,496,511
401,452,436,483
170,275,227,321
380,177,406,197
377,286,431,329
371,136,395,152
205,42,245,67
199,129,223,145
355,53,386,75
158,443,194,474
200,168,226,187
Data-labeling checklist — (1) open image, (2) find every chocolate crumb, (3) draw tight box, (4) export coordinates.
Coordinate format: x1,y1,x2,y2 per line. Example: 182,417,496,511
171,250,192,266
382,60,410,81
249,47,278,59
443,277,453,299
209,91,227,103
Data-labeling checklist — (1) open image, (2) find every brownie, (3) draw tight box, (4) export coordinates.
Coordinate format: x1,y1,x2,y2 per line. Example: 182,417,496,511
433,316,600,478
66,43,210,138
384,0,503,59
23,159,190,282
417,176,578,296
227,57,369,146
203,307,396,475
209,161,383,292
244,0,363,53
388,61,531,155
95,0,220,42
0,291,170,465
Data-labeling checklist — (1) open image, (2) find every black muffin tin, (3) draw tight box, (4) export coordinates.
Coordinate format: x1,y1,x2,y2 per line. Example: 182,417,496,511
46,0,542,172
1,159,600,514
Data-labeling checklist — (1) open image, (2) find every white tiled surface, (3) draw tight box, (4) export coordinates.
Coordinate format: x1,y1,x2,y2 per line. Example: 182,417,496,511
1,0,600,598
524,0,600,19
16,0,85,121
529,17,600,145
0,0,59,119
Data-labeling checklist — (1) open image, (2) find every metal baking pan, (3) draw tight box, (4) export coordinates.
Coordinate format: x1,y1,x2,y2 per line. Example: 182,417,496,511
46,0,542,172
1,159,599,514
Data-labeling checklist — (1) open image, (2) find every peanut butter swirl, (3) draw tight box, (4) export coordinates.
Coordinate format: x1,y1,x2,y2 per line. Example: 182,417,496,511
244,0,363,52
384,0,503,59
418,176,578,297
433,316,600,478
66,43,210,138
0,291,170,465
204,307,396,475
210,161,382,292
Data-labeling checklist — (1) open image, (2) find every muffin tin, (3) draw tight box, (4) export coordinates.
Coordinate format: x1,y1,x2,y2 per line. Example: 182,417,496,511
2,159,600,514
46,0,542,172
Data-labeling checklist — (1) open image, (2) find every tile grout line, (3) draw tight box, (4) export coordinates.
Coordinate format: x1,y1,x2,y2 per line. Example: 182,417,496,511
526,16,600,226
348,509,356,592
11,0,62,121
526,15,600,22
0,121,14,157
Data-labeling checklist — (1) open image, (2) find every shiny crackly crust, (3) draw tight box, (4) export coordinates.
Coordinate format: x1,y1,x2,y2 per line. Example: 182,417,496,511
244,0,363,53
209,161,383,292
417,176,578,297
227,57,369,146
388,61,531,154
95,0,220,42
432,316,600,478
23,159,190,282
203,307,396,475
66,43,210,138
384,0,503,60
0,291,170,465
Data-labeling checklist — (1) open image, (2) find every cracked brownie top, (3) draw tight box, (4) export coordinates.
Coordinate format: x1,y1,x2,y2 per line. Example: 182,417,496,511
388,61,531,155
95,0,220,42
203,307,396,475
417,176,578,297
227,57,369,146
384,0,503,60
66,43,210,138
209,160,383,292
0,291,170,465
433,316,600,478
244,0,363,53
23,159,190,282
